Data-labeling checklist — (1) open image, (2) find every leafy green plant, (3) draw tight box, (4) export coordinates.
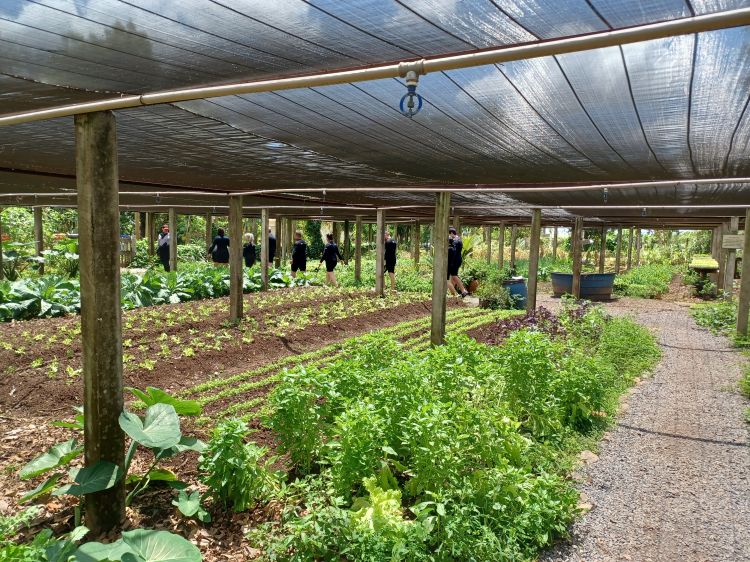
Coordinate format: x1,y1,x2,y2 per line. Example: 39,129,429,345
691,300,737,336
173,490,211,523
614,264,674,298
199,419,279,512
75,529,201,562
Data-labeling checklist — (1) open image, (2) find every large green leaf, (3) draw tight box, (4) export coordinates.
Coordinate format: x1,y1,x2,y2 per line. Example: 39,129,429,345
20,474,63,503
159,436,206,458
119,404,181,449
54,461,121,497
74,530,201,562
19,439,83,480
126,387,201,417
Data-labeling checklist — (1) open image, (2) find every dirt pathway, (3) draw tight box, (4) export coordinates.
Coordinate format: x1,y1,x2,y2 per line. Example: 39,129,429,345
540,297,750,562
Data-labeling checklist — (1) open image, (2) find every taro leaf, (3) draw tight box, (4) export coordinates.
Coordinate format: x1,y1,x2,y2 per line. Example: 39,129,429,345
51,406,85,430
126,387,201,417
53,461,121,497
158,436,206,458
119,404,181,449
20,439,83,480
147,468,178,482
75,529,202,562
172,490,200,517
20,473,63,503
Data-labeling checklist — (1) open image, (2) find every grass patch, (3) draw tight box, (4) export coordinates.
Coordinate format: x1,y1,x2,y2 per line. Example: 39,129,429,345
614,264,674,298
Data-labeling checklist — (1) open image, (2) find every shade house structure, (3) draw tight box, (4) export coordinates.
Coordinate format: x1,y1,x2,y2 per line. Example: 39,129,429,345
3,0,750,532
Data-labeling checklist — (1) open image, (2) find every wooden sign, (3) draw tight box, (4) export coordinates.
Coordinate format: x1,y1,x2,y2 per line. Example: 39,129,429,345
722,234,744,249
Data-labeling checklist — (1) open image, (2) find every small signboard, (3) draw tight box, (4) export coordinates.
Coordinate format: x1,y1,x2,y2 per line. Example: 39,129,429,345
722,234,744,249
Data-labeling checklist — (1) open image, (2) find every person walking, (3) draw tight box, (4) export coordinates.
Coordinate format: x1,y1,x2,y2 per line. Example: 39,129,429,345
290,230,307,278
157,223,170,271
448,226,468,297
208,228,230,266
447,236,458,296
267,228,277,266
243,233,256,269
320,232,345,287
384,231,397,291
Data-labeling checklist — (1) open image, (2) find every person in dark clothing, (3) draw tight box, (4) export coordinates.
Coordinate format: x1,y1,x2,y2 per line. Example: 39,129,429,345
268,228,276,266
157,224,171,271
448,226,468,297
208,228,230,265
320,232,345,287
290,230,307,278
243,233,256,268
384,231,397,291
446,237,458,296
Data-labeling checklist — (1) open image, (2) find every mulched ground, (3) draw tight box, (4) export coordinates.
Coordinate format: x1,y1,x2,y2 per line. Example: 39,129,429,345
539,296,750,562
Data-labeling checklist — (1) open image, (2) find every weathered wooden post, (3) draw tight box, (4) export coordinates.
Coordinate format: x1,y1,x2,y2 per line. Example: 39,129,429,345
498,221,505,268
510,224,518,271
635,228,642,266
146,212,154,256
354,215,362,282
737,210,750,337
75,110,124,534
343,220,351,262
168,207,177,272
132,212,140,262
552,226,558,260
485,225,492,264
205,212,212,251
260,208,269,290
229,196,243,323
413,220,420,270
572,217,583,298
275,218,283,268
626,226,634,270
527,209,542,313
614,226,623,273
375,210,385,297
0,210,4,280
432,192,451,345
724,217,740,296
34,206,44,274
598,224,606,273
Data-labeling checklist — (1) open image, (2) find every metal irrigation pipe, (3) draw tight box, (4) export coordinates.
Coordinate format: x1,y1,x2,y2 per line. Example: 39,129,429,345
1,8,749,126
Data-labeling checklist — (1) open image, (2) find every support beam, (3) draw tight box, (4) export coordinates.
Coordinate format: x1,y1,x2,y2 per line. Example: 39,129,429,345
724,217,740,296
275,217,283,268
229,196,243,323
510,224,518,271
431,192,451,346
485,225,492,264
497,222,505,269
552,226,558,260
343,220,351,262
413,220,420,270
375,209,386,297
571,217,583,299
626,226,634,270
527,209,542,313
598,224,606,273
355,215,362,282
260,209,269,290
635,228,642,266
75,110,124,534
146,212,154,256
737,209,750,337
168,207,177,272
205,212,212,252
132,212,140,262
34,206,44,274
614,226,623,273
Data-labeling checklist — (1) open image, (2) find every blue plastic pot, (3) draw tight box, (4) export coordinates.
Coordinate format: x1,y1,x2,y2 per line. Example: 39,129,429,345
502,277,527,309
550,272,615,300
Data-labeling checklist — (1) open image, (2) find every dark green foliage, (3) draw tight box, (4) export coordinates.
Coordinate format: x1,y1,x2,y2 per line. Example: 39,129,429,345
614,264,674,298
304,220,325,260
691,300,737,336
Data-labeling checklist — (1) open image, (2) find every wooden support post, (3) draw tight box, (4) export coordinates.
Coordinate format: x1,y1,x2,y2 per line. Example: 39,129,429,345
132,212,140,262
614,226,623,273
497,222,505,268
527,209,542,313
205,212,212,251
354,216,362,282
737,210,750,337
626,226,634,270
168,207,177,272
287,218,295,265
552,226,558,260
33,206,44,274
510,224,518,271
229,196,243,323
0,210,4,280
343,220,351,262
146,212,154,256
724,217,740,296
432,193,451,346
413,220,420,270
635,228,642,266
571,217,583,299
260,209,269,290
598,224,606,273
375,209,385,297
75,111,124,534
275,218,282,268
485,225,492,264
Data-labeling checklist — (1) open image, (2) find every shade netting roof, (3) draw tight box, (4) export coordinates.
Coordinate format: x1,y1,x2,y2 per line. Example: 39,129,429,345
1,0,750,225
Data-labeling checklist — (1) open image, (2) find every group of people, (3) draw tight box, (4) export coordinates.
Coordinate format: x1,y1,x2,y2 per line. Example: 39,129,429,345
157,222,468,296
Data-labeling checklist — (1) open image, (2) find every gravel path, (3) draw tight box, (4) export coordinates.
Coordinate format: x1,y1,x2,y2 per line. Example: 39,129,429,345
539,297,750,562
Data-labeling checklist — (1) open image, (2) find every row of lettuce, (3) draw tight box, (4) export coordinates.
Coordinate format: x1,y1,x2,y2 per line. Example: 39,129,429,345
5,300,660,560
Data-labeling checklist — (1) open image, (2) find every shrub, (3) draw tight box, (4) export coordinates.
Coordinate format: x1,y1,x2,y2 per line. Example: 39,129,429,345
199,419,278,512
691,300,737,336
614,264,674,298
